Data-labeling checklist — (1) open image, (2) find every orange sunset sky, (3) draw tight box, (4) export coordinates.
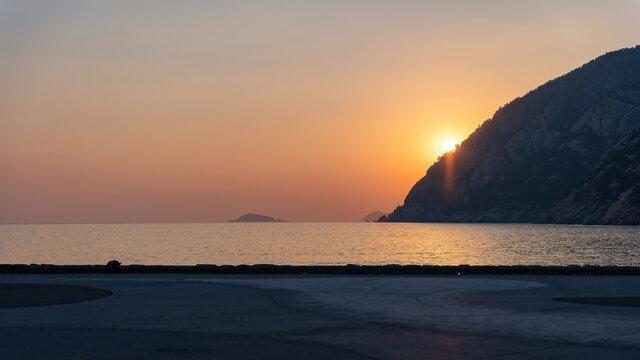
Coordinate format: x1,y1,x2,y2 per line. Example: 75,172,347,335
2,1,640,223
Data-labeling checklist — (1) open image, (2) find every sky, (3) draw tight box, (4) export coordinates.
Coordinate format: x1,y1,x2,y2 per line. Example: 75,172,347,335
1,0,640,223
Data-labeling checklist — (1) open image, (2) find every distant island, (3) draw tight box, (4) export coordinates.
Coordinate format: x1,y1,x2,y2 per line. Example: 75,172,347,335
383,46,640,225
228,214,286,222
361,211,387,222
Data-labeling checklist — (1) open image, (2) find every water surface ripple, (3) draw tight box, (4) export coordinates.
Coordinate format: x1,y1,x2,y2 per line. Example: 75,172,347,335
1,223,639,266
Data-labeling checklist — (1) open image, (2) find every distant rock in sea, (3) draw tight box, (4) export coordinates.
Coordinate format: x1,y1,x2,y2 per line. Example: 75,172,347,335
361,211,387,222
228,214,286,222
384,46,640,225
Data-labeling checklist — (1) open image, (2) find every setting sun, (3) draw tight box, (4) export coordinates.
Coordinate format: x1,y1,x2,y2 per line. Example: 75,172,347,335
440,140,458,154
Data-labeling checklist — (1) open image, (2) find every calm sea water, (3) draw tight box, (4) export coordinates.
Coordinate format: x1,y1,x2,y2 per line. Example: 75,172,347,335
1,223,640,266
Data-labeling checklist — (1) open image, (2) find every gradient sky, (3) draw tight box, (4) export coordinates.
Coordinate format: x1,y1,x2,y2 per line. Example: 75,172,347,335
2,0,640,223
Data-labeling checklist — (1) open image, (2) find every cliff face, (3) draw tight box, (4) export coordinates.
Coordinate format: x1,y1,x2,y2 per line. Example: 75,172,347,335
549,128,640,224
385,46,640,224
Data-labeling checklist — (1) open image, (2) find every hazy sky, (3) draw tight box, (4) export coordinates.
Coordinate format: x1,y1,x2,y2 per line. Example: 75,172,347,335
2,0,639,223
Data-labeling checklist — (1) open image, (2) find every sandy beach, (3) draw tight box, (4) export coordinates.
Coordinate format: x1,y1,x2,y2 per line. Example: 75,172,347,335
3,274,640,359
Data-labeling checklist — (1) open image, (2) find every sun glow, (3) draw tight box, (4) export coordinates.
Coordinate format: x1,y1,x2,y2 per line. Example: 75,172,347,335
440,140,458,154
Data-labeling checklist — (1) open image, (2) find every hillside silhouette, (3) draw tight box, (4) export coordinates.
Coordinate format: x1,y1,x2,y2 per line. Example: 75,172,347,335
384,46,640,224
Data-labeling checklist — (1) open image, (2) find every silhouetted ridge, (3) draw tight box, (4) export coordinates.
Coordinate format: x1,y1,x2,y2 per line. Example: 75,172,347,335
385,46,640,224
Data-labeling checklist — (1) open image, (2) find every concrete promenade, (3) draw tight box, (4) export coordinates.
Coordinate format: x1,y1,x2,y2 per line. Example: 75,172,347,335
2,274,640,359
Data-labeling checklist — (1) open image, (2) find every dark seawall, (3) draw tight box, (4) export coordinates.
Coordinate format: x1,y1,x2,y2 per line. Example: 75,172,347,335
3,264,640,275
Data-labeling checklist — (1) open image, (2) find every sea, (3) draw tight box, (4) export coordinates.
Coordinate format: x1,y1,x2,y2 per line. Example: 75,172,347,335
1,222,640,266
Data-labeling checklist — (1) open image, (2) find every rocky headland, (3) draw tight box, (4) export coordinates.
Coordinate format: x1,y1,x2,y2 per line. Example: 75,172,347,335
384,46,640,224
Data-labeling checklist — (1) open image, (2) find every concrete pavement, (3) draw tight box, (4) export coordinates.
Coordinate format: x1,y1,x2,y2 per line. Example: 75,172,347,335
2,274,640,359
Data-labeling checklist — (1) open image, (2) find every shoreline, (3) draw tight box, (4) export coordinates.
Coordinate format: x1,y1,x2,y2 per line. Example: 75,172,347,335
3,263,640,275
